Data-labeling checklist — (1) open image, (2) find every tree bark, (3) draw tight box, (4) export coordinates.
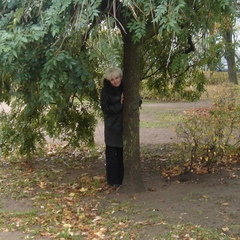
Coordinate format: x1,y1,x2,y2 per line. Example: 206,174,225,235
122,35,145,192
224,28,238,85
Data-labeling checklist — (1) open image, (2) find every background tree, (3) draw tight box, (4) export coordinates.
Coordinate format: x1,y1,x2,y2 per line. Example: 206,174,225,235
223,20,238,84
0,0,237,192
218,0,239,84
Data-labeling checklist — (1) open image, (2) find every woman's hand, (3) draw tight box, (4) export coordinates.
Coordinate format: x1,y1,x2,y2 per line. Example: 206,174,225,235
121,93,124,104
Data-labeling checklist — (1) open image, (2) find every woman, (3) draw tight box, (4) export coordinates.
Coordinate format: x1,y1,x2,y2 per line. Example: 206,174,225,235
100,67,124,188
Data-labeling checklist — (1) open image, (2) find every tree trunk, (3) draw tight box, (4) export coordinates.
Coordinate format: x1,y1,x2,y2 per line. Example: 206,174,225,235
122,35,145,192
224,28,238,85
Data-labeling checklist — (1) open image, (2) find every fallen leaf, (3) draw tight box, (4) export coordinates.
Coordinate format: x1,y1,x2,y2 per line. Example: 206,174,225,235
39,181,46,189
69,192,75,197
80,187,88,193
222,227,229,232
222,202,229,206
92,216,102,223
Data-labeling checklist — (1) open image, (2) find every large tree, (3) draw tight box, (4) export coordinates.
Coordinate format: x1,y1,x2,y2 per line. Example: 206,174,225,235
0,0,237,192
100,0,237,191
221,0,239,85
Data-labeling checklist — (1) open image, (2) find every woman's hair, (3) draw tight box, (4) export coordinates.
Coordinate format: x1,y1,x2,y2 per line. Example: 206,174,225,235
104,67,123,80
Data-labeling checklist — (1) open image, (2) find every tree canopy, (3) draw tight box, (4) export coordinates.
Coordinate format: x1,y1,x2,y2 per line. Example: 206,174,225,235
0,0,104,155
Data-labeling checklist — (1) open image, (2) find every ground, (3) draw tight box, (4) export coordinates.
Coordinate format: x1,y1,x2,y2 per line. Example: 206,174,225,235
0,99,240,239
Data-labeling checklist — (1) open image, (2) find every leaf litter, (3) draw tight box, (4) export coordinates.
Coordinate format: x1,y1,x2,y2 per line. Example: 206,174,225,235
1,97,240,239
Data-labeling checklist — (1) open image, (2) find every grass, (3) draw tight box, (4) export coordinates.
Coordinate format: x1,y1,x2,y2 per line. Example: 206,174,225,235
140,110,183,128
140,82,238,129
140,102,184,128
162,223,232,240
0,210,38,232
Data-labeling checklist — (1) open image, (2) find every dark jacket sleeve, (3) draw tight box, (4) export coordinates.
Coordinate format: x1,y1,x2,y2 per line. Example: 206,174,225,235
100,89,122,115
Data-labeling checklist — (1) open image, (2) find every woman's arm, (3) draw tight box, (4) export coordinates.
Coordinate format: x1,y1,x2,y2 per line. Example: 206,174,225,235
100,90,123,114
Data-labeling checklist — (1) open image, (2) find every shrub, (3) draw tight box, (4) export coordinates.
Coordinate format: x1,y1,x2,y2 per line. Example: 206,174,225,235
140,71,233,101
175,83,240,172
204,71,228,85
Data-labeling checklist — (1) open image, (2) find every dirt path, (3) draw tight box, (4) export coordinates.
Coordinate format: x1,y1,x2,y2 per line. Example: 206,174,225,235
113,168,240,239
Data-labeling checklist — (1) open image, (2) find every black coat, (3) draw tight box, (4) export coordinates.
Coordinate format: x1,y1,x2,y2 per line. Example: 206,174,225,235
100,79,123,148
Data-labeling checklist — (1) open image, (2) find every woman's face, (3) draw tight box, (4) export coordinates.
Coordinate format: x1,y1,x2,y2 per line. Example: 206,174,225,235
110,75,122,87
